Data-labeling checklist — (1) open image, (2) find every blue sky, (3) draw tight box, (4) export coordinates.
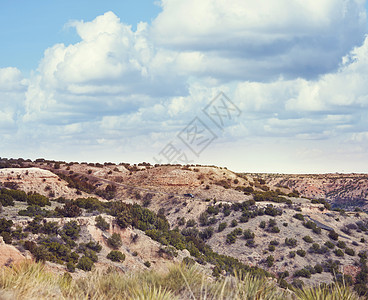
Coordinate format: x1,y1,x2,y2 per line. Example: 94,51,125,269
1,0,368,173
0,1,160,73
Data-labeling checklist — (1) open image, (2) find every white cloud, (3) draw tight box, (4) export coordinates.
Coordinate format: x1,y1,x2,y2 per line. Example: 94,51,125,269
152,0,367,80
1,3,368,172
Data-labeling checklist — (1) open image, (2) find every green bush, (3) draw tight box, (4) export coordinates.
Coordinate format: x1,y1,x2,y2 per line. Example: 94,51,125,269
294,268,311,278
199,227,214,240
0,231,12,244
144,261,151,268
77,256,94,271
186,219,197,227
324,241,335,249
303,236,313,243
296,249,306,257
334,249,344,257
218,222,227,232
66,262,76,272
61,221,81,240
285,238,297,248
107,250,125,262
95,215,110,231
337,241,346,249
27,193,51,207
259,221,266,229
314,264,323,273
107,233,122,249
289,251,296,258
243,229,255,240
231,219,238,227
328,230,339,241
0,194,14,206
266,255,274,267
268,245,275,252
293,213,304,221
270,226,280,233
345,248,355,256
56,202,82,217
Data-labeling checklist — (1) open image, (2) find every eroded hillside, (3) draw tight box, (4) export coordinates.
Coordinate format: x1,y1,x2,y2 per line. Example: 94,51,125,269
0,158,368,296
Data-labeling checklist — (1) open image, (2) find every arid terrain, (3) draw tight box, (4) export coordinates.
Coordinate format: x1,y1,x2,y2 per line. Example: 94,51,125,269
0,157,368,297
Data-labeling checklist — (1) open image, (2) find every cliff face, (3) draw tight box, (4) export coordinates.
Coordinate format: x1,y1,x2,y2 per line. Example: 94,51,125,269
255,173,368,210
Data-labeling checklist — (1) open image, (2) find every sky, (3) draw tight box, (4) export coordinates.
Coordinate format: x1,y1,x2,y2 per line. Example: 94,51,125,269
1,0,368,173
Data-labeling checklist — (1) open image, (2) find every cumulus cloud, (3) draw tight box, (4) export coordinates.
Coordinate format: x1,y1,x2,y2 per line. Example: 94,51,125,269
1,3,368,171
152,0,367,80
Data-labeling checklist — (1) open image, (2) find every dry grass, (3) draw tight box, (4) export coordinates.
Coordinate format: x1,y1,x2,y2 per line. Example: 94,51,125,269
0,261,363,300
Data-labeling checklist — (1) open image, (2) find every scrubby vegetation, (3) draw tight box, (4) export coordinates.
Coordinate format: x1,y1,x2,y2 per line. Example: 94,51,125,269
1,261,363,299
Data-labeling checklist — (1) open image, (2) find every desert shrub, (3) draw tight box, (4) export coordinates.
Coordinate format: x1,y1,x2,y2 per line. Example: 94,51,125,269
77,256,94,271
296,249,306,257
199,212,209,226
270,240,279,246
314,264,323,273
25,216,43,234
231,219,238,227
289,251,296,258
259,221,266,229
293,213,304,221
328,230,339,240
66,262,76,272
95,215,110,231
199,227,214,240
27,193,51,207
178,217,186,226
268,245,275,252
0,218,13,233
41,221,59,235
303,236,313,243
270,226,280,233
74,197,105,212
243,229,255,240
324,241,335,249
292,279,304,289
268,219,276,227
11,226,28,240
142,193,154,207
337,241,346,249
309,243,329,254
1,188,27,202
56,202,82,217
80,241,102,253
239,216,249,223
107,250,126,262
312,226,322,234
226,228,242,244
264,205,282,217
266,255,274,267
246,239,255,247
323,259,340,274
144,261,151,268
283,222,288,227
294,268,311,278
345,248,355,256
218,222,227,232
107,233,122,249
206,205,219,215
18,205,54,218
61,221,81,240
285,238,297,248
0,194,14,206
0,231,12,244
186,219,197,227
334,249,344,257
